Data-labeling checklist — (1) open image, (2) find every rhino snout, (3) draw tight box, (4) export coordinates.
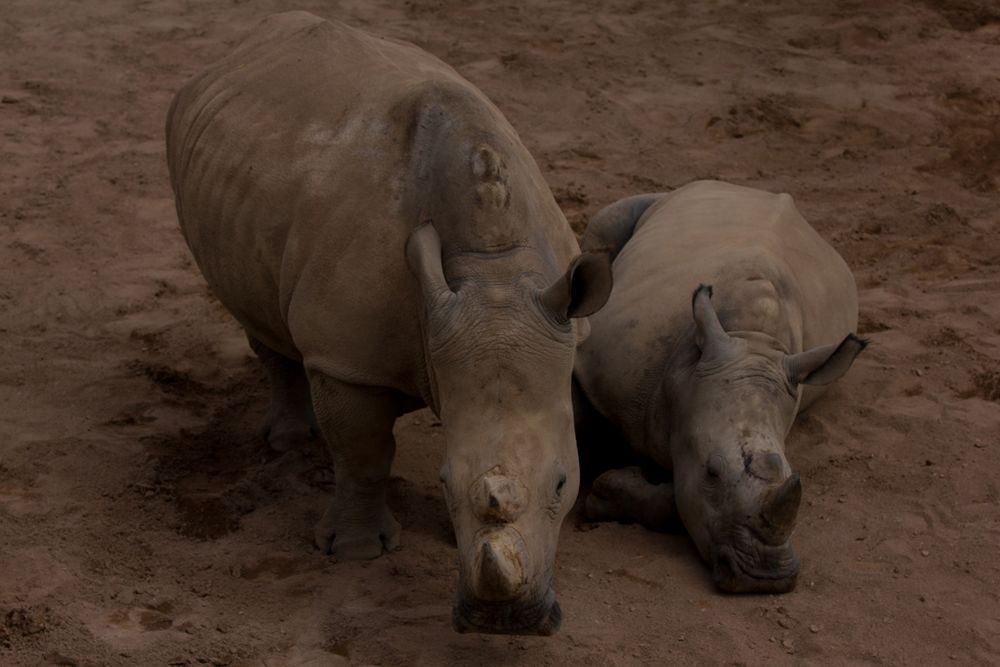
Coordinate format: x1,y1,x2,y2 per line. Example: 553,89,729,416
453,578,561,636
712,543,800,594
452,527,562,635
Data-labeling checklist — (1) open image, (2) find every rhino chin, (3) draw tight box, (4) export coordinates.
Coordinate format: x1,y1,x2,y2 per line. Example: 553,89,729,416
711,543,800,594
452,586,561,636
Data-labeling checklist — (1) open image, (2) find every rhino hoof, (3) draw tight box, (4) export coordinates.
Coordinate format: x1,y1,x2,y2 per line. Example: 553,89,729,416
314,511,401,561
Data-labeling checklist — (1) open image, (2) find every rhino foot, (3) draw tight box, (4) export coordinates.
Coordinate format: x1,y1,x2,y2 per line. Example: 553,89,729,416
314,505,401,561
585,466,678,531
248,334,316,452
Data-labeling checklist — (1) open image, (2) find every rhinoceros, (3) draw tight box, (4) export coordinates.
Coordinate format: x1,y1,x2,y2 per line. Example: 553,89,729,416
165,11,612,634
573,180,865,593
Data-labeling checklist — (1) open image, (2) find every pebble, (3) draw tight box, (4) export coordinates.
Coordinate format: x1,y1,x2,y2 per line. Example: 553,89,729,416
809,624,820,633
920,549,930,557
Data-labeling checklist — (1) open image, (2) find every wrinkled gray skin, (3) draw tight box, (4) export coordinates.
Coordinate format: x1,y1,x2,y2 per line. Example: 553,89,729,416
166,12,613,635
574,180,865,594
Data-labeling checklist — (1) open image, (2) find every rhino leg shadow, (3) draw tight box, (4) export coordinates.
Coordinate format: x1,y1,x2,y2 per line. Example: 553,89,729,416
584,466,678,532
248,334,318,452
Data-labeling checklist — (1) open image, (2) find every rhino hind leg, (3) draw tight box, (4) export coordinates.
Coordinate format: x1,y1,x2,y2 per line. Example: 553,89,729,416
585,466,678,531
248,335,317,452
307,371,402,561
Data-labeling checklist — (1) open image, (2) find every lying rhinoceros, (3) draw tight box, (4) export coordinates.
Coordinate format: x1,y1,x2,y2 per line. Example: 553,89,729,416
166,11,612,635
573,180,865,593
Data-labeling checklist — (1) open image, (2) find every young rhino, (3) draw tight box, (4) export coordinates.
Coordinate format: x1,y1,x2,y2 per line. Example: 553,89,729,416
166,12,612,634
573,180,865,593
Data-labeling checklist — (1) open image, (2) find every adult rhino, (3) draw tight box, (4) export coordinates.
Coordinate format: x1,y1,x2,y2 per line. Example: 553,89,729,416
573,180,865,593
166,11,612,635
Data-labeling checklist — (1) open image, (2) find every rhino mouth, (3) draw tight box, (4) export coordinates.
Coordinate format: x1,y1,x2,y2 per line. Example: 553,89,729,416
452,586,561,636
711,541,800,594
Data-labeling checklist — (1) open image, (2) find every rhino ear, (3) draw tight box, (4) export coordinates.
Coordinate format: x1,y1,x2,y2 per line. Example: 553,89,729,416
784,334,867,386
406,222,455,302
540,250,613,321
692,284,738,360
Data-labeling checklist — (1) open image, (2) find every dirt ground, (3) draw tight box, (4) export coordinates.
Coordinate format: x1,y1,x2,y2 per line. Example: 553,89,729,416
2,0,999,665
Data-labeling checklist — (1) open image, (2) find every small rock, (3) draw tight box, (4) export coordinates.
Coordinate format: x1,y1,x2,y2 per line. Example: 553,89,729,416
920,549,930,557
809,624,820,633
1,95,18,104
777,618,791,629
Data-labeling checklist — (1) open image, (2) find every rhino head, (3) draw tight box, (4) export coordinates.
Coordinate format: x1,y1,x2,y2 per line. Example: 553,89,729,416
407,223,612,634
663,285,865,594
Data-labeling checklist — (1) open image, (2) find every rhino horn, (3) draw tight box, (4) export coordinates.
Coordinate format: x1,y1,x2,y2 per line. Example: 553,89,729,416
759,473,802,545
473,472,527,523
691,284,738,361
473,532,527,601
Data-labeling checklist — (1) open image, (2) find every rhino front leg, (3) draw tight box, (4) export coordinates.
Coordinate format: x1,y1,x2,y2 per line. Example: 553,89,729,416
248,335,317,452
307,371,402,561
585,466,678,531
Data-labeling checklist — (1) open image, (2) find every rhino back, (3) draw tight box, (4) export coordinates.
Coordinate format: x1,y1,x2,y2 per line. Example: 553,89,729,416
166,12,573,393
577,180,857,436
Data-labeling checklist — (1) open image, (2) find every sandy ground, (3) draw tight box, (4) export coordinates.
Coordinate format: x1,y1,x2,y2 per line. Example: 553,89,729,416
2,0,1000,665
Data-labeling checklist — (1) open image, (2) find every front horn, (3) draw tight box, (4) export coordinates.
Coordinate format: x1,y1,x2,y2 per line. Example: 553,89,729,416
472,529,527,601
758,473,802,545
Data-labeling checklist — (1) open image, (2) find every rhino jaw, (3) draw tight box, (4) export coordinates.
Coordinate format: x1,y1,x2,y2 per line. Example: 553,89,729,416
711,541,800,594
452,585,561,636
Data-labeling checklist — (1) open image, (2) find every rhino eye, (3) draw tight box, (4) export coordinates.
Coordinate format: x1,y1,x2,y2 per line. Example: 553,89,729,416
555,472,567,495
706,455,723,479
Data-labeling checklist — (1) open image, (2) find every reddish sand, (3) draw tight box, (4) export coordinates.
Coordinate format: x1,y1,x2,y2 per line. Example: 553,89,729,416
2,1,999,665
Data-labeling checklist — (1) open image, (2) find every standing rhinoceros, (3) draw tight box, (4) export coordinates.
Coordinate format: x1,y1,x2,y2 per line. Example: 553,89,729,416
165,11,612,635
573,180,865,593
